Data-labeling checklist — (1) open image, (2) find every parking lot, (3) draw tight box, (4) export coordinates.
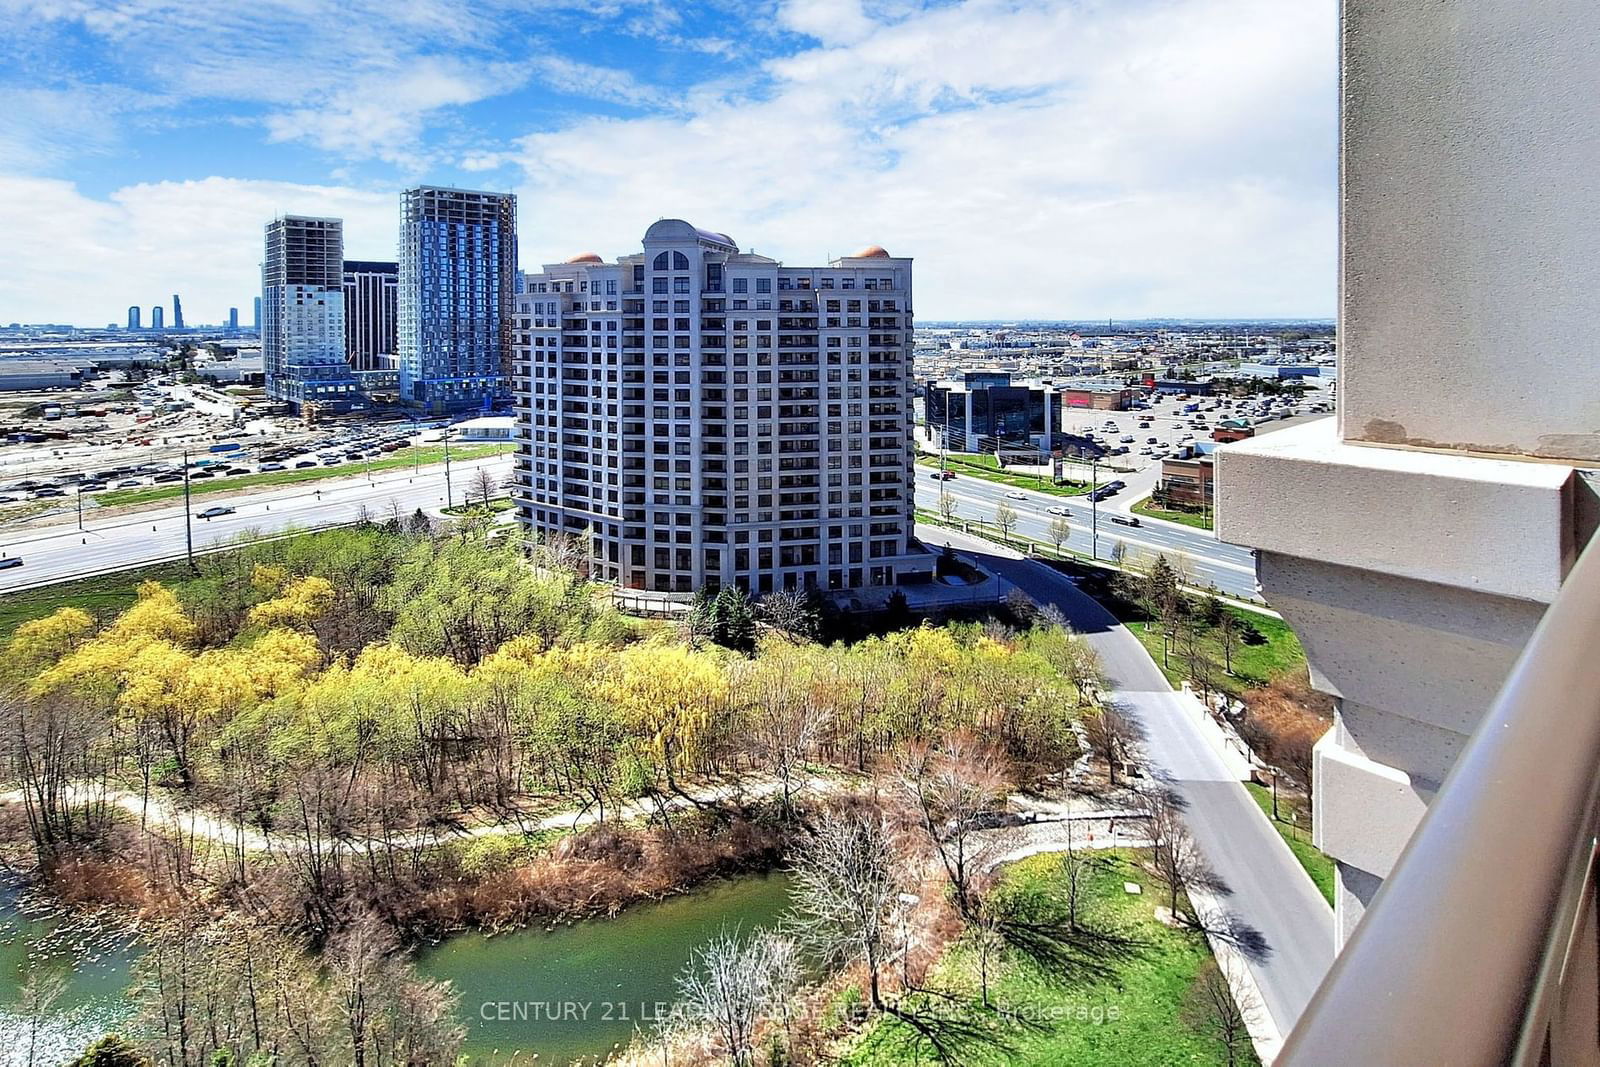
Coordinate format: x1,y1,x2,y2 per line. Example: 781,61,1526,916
0,373,481,527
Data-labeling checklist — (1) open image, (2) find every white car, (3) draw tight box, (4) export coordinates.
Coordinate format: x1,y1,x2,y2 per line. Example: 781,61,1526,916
1004,490,1028,500
1046,505,1069,516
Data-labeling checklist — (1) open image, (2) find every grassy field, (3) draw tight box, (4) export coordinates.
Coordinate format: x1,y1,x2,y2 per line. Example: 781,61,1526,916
0,559,203,640
94,443,508,508
840,850,1255,1066
916,453,1092,497
1245,783,1334,906
442,496,515,516
1122,602,1305,698
1131,495,1213,531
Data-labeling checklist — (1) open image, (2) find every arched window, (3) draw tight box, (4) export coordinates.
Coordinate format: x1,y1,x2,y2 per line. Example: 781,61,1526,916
653,251,671,270
672,251,690,270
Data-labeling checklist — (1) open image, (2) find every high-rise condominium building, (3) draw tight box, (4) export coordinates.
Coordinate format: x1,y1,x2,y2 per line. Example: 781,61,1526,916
514,219,921,595
398,186,516,412
172,294,184,330
261,215,358,410
343,260,398,372
253,296,262,332
151,306,164,330
127,306,140,330
228,307,239,330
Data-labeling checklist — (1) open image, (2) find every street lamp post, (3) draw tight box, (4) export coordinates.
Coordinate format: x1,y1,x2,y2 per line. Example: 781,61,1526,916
443,428,454,509
181,449,195,572
1090,456,1099,560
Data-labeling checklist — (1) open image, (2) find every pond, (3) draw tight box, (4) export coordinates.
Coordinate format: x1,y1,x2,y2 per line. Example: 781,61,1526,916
0,884,140,1063
0,871,792,1065
414,871,795,1065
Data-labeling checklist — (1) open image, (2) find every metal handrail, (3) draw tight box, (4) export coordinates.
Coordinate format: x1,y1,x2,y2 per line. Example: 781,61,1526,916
1280,532,1600,1065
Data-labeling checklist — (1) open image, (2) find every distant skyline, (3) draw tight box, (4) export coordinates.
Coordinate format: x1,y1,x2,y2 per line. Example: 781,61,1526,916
0,0,1337,325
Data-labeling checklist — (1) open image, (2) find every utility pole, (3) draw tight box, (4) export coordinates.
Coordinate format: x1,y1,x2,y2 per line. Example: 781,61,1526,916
181,449,195,571
443,427,454,509
1090,456,1099,560
76,487,84,532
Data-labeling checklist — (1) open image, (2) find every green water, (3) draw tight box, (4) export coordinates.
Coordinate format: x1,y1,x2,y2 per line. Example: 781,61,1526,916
415,872,796,1065
0,886,140,1062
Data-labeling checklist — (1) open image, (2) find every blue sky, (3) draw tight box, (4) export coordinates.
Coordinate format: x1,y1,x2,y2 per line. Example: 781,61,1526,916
0,0,1337,325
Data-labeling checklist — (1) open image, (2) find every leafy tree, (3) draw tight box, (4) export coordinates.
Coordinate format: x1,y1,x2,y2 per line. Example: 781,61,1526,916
882,589,913,631
70,1035,148,1066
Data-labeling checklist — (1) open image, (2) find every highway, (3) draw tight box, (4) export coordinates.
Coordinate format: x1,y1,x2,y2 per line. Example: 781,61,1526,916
925,526,1335,1045
912,465,1259,599
0,455,513,593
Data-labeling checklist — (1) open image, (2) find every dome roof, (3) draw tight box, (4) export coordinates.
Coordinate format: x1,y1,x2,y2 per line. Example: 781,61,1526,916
565,252,603,264
851,244,890,258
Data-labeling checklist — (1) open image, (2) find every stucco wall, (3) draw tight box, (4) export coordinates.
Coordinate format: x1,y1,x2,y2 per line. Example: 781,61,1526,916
1340,0,1600,461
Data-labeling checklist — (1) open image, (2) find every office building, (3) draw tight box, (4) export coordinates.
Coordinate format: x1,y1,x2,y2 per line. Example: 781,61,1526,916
398,186,516,412
343,260,398,372
925,372,1060,452
514,219,922,595
127,306,140,330
253,296,262,332
172,294,184,330
261,215,358,410
227,307,239,330
151,306,164,330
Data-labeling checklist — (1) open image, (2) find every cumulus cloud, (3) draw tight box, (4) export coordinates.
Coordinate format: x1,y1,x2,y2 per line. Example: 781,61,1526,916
511,0,1337,318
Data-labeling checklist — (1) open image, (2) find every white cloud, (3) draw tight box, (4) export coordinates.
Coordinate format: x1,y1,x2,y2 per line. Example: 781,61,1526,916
0,176,398,324
510,0,1338,318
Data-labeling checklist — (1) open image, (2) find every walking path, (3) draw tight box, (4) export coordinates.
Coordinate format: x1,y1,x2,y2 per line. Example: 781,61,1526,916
0,774,836,856
922,526,1334,1062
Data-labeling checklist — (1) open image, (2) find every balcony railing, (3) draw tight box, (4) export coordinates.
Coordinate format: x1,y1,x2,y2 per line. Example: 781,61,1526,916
1280,531,1600,1066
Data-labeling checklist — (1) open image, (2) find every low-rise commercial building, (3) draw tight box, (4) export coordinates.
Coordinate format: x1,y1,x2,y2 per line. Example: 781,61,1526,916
1156,446,1215,507
1058,378,1137,410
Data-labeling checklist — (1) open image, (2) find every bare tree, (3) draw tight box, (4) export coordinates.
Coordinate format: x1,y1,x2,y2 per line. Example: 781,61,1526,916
20,969,68,1067
993,502,1019,543
1057,817,1110,933
788,805,908,1011
739,660,830,820
1048,516,1071,557
469,465,498,507
895,733,1011,919
936,485,958,523
1139,786,1213,920
1182,958,1250,1067
758,587,820,643
1081,707,1134,785
676,929,798,1066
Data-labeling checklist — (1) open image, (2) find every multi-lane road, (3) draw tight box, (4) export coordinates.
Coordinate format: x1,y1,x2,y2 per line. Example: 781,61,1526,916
0,455,513,592
912,465,1259,599
0,448,1256,600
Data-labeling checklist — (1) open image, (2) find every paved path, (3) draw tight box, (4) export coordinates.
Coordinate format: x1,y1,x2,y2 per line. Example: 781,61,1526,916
0,773,833,855
924,526,1335,1046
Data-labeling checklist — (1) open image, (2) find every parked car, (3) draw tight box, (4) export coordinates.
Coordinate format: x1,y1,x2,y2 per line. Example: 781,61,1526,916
295,460,317,469
116,479,141,488
259,463,286,472
195,505,235,518
32,488,65,499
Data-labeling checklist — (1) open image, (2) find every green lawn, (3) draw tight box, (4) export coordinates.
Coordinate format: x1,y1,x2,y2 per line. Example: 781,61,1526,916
840,851,1256,1066
1125,603,1305,699
1245,783,1334,907
916,454,1092,497
95,443,508,508
0,560,204,640
1131,496,1213,531
442,496,515,516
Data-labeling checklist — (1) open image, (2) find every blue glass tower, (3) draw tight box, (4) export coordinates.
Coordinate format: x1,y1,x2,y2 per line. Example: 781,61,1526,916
397,186,517,413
